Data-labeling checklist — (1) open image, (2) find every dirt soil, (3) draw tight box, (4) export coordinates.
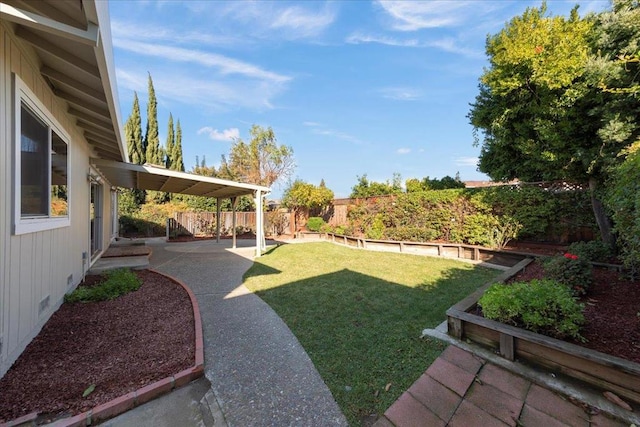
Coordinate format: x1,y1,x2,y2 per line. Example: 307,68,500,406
510,261,640,364
0,270,195,424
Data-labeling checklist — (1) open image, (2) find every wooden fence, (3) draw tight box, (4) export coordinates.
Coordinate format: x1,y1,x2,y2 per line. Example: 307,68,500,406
168,211,293,237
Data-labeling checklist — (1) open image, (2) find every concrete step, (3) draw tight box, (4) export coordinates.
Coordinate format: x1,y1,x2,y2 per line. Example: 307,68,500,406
111,238,146,247
88,256,150,275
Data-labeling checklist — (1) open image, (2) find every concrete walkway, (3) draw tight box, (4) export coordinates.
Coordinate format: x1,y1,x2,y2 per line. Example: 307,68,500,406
105,238,347,427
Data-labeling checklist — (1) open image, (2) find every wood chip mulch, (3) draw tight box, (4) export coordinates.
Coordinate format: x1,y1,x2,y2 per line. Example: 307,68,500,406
510,261,640,364
0,270,195,424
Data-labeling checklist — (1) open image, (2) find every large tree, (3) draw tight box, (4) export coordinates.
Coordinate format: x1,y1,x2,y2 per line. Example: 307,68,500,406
144,74,162,165
165,113,174,169
173,119,185,172
468,3,640,245
219,125,294,187
282,179,334,231
125,92,144,165
350,173,402,198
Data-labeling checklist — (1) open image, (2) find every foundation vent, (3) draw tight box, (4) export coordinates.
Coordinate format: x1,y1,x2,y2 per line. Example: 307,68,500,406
39,295,50,316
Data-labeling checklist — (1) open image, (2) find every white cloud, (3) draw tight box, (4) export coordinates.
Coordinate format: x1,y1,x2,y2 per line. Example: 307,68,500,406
113,39,290,84
312,128,363,145
198,127,240,141
270,6,336,38
346,32,420,47
376,1,508,32
376,0,474,31
217,1,336,40
397,148,412,154
454,156,479,167
116,68,284,111
303,121,321,127
425,38,484,59
380,87,421,101
111,20,242,47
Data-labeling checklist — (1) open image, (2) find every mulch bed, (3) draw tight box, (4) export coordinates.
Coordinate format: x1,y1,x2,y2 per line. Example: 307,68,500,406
509,261,640,364
0,270,195,424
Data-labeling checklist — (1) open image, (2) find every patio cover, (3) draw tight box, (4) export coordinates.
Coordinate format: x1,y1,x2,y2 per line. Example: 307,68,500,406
90,158,270,198
91,158,271,256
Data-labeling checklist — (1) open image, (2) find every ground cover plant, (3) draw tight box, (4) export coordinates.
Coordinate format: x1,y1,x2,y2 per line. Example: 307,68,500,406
242,242,499,425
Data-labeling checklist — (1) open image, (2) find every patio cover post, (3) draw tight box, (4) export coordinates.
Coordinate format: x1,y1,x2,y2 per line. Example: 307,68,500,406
255,190,262,257
231,197,237,249
216,197,221,243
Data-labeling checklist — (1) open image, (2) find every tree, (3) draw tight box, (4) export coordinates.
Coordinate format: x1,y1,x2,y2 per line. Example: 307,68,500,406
165,113,174,169
468,3,640,245
144,73,162,166
282,179,334,231
405,176,465,192
219,125,294,187
350,174,403,198
173,119,185,172
126,92,144,165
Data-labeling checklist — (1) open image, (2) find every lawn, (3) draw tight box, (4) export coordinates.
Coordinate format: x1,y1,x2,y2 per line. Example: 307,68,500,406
243,242,500,425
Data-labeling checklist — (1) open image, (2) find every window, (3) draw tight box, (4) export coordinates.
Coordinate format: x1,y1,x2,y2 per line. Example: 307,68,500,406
14,74,70,234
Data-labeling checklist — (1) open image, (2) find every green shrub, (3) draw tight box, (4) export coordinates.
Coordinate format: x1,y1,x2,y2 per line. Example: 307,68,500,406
479,279,585,341
543,254,593,296
461,213,498,246
568,240,614,263
65,268,142,303
383,226,438,242
364,215,385,239
307,217,325,232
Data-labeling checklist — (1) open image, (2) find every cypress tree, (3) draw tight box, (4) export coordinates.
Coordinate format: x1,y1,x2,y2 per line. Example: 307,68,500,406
173,119,185,171
144,73,161,165
165,113,174,169
128,92,144,164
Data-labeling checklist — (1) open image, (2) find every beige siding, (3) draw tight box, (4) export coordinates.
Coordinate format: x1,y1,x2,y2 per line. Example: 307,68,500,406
0,22,114,377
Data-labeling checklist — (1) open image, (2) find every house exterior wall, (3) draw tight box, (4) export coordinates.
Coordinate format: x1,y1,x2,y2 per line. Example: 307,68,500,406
0,21,114,377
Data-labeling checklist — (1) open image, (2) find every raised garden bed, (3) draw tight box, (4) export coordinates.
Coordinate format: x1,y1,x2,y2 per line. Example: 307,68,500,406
446,258,640,407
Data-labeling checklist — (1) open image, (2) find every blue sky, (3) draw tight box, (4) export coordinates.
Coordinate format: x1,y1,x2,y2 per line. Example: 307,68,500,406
109,0,608,198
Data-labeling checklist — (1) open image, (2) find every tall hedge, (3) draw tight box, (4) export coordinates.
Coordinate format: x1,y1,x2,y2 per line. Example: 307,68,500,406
344,186,596,245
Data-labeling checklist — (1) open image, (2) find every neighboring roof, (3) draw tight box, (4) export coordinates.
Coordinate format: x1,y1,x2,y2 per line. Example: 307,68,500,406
1,0,127,162
91,158,271,199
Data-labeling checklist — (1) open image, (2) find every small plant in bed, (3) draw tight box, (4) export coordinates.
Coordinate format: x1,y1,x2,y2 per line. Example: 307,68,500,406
478,279,585,341
543,253,593,296
65,268,142,303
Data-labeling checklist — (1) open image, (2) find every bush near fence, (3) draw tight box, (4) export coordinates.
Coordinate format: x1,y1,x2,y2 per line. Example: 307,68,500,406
322,185,597,246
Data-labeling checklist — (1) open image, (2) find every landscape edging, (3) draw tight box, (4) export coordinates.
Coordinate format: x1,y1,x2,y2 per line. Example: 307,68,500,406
0,270,204,427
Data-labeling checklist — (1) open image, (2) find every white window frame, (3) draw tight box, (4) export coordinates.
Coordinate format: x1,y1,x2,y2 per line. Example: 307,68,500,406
13,73,71,235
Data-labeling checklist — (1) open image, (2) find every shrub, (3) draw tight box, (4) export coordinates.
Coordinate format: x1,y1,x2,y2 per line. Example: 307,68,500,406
543,253,593,296
478,279,585,341
568,240,614,263
65,268,142,303
307,217,325,232
383,226,439,242
461,213,498,246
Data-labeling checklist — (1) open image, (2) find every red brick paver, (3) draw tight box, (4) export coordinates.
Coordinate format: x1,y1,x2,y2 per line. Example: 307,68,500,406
477,362,530,400
407,374,461,421
466,381,523,426
525,384,589,427
448,400,510,427
380,345,631,427
425,358,475,397
385,392,445,427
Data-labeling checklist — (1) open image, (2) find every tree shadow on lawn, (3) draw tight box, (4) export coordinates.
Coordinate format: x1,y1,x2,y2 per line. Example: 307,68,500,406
244,261,497,425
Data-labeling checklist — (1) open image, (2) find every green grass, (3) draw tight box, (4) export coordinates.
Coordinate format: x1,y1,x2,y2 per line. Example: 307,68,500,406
243,242,500,425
